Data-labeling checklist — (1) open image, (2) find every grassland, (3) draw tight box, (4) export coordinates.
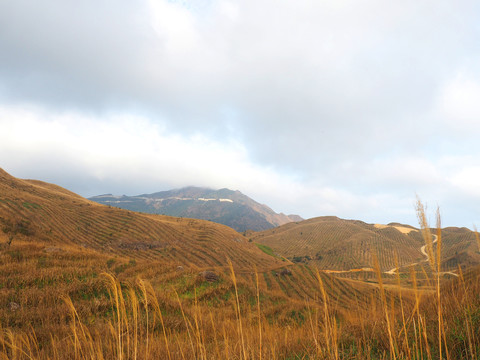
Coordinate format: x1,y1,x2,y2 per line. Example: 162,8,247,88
2,238,479,359
1,169,480,359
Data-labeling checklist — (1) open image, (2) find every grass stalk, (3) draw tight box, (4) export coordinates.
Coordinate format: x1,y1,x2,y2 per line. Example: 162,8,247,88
373,253,396,360
416,197,435,271
173,287,196,357
255,267,263,360
435,208,446,360
128,287,139,360
143,280,172,360
103,273,123,360
137,278,150,359
474,225,480,253
394,254,411,359
315,269,331,356
228,258,247,360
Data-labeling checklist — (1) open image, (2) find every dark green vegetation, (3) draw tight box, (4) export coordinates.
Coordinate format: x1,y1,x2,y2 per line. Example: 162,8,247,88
89,186,302,232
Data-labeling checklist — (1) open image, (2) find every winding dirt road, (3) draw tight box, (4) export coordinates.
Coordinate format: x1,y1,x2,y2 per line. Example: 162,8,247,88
318,227,458,277
385,234,458,277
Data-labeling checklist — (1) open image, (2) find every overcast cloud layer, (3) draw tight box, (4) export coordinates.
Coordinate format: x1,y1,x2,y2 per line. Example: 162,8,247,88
1,0,480,227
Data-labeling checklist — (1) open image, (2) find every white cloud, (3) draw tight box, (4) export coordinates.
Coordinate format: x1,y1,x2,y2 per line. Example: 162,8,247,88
0,104,420,223
437,73,480,130
1,1,480,226
148,0,200,56
448,166,480,197
369,157,442,188
0,104,300,200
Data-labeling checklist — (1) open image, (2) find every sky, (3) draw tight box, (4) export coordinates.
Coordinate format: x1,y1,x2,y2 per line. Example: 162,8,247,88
1,0,480,227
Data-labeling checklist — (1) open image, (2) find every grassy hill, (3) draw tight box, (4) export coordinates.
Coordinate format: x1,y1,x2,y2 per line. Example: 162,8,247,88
0,169,283,271
251,216,480,276
252,217,424,270
1,169,480,359
89,186,302,232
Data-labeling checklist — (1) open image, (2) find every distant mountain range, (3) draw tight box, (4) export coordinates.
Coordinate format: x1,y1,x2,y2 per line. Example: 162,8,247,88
89,186,303,232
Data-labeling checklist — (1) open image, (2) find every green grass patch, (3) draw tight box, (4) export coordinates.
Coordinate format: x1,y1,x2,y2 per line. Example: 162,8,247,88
22,202,42,210
181,280,220,300
263,272,272,290
255,243,277,258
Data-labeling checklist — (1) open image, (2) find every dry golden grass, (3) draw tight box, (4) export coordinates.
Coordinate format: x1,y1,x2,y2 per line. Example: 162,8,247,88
1,236,480,359
0,169,282,271
1,239,479,359
2,169,480,359
252,215,480,277
374,224,416,234
252,216,427,272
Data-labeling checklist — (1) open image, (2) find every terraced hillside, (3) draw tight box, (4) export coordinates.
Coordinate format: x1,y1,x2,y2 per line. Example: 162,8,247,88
0,168,283,271
0,233,415,360
252,216,480,273
2,169,480,359
0,168,374,302
440,226,480,270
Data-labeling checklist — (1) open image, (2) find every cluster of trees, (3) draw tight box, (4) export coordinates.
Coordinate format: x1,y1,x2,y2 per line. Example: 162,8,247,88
291,252,323,263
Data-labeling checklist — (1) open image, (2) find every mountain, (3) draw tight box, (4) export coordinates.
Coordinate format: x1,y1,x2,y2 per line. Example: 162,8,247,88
89,186,302,232
0,169,283,270
252,216,480,274
0,168,377,314
2,168,480,359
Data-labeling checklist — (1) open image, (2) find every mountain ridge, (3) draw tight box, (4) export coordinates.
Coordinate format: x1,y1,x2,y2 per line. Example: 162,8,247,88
0,168,283,271
90,186,302,232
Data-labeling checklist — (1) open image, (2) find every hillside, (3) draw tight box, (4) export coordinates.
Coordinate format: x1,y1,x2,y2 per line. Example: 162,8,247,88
89,186,302,232
252,216,480,274
0,168,389,359
2,169,480,359
0,169,283,271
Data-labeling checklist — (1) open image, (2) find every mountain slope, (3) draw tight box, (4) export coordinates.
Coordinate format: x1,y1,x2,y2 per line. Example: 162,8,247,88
0,169,283,271
3,168,480,359
252,216,480,273
90,186,302,232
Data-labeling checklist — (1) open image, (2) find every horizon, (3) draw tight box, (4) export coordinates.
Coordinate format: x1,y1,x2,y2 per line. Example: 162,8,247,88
4,166,471,230
1,1,480,228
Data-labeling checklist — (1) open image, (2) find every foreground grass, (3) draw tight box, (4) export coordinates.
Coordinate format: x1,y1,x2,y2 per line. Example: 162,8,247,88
1,205,480,359
1,249,479,359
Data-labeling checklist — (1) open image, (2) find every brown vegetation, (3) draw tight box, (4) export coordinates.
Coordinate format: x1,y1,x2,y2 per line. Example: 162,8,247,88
252,216,480,276
1,237,479,359
0,169,282,271
1,169,480,359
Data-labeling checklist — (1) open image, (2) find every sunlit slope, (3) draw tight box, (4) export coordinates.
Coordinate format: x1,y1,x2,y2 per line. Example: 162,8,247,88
253,217,423,270
439,227,480,270
253,216,480,272
0,168,282,270
253,216,426,271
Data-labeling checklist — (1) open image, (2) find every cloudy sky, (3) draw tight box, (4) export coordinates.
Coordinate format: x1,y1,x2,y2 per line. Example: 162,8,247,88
1,0,480,227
